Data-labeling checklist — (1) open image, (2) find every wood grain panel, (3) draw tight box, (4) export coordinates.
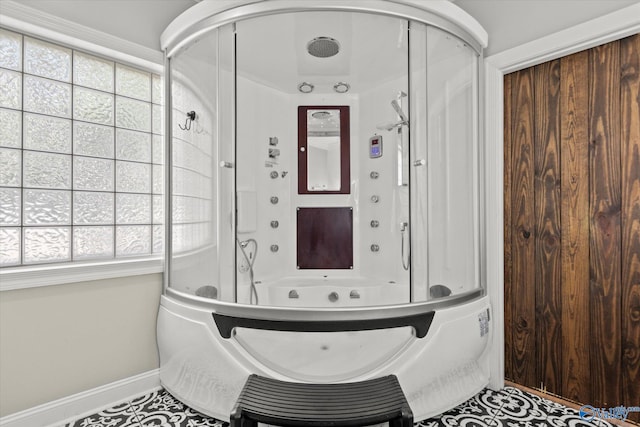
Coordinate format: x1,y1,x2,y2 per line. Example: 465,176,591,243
560,50,591,404
511,67,538,388
296,207,353,269
620,33,640,424
588,41,622,407
503,73,514,381
533,60,563,395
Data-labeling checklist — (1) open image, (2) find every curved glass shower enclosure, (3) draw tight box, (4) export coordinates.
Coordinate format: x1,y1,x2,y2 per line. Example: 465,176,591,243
159,1,490,422
167,5,480,308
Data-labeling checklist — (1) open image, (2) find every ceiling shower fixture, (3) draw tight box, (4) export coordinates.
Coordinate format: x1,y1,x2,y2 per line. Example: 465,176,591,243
333,82,350,93
298,82,314,93
307,36,340,58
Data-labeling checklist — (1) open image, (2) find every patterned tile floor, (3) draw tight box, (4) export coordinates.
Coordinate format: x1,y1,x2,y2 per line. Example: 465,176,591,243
66,386,619,427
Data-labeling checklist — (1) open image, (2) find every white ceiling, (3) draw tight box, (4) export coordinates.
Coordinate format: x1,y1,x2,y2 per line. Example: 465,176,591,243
8,0,639,57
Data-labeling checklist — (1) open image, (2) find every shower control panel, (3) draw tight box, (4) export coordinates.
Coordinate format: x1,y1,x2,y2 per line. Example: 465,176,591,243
369,135,383,158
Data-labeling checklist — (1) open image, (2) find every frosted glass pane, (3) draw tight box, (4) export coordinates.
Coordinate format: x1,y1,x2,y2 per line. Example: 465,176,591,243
152,164,163,194
0,29,22,71
0,69,22,109
116,193,151,224
23,227,71,263
0,148,21,187
74,52,114,92
0,227,20,266
152,104,162,135
152,135,163,164
23,189,71,225
73,226,114,259
153,195,163,224
116,64,151,101
116,128,151,162
0,188,21,226
116,161,150,193
23,113,71,153
73,122,114,158
116,225,150,256
116,96,151,132
152,74,163,105
73,86,114,125
24,37,71,82
23,151,71,189
24,75,71,118
153,225,163,254
73,191,114,224
0,108,22,148
73,156,114,191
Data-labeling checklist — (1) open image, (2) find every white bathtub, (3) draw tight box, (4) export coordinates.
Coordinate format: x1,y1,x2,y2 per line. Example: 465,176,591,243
158,290,492,422
241,276,410,307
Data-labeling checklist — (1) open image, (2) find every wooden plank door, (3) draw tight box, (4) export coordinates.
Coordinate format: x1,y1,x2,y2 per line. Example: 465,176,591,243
504,33,640,422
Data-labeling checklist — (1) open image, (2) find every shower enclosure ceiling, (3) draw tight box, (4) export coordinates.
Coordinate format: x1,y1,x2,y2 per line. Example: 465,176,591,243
167,4,481,309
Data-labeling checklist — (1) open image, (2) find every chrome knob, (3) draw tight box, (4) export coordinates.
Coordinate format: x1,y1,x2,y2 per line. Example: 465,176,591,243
371,195,379,203
328,291,339,302
270,171,279,179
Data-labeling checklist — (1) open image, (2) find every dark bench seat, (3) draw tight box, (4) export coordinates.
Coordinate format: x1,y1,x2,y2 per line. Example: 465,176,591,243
230,374,413,427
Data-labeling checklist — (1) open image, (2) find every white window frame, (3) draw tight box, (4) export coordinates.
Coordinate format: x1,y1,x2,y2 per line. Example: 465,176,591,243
0,1,164,290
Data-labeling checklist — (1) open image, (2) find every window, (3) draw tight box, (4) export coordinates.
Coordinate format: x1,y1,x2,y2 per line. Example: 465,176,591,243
0,28,163,268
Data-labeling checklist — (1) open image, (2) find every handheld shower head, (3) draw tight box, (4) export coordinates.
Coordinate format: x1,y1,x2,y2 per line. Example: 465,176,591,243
391,99,409,122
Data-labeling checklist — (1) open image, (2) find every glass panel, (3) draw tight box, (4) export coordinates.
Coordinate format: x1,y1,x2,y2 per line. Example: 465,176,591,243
116,161,150,193
24,37,71,82
0,148,21,187
73,191,114,224
116,128,151,162
417,26,479,299
23,151,71,189
116,96,151,132
152,134,163,164
152,164,163,194
0,108,22,148
23,113,72,154
0,227,21,266
23,189,71,225
116,225,151,256
73,121,114,158
169,26,223,298
152,195,163,224
73,156,114,191
73,226,114,259
0,29,22,71
0,188,21,226
23,226,71,264
74,51,114,92
116,193,151,224
24,75,71,118
152,74,163,105
73,86,114,125
0,69,22,109
152,225,163,254
152,104,162,135
116,64,151,101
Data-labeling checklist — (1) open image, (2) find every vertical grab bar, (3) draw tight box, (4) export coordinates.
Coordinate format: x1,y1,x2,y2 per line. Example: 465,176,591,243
400,221,410,270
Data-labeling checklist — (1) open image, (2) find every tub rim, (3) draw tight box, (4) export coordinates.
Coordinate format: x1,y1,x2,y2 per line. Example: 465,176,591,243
166,286,484,323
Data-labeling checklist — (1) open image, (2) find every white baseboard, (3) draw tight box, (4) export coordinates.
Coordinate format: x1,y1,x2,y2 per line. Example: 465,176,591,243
0,369,160,427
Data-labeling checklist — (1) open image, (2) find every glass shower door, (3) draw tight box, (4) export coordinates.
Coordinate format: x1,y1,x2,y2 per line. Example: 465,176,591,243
410,24,480,301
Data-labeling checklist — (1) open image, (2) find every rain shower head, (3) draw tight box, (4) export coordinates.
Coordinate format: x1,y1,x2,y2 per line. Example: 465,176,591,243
307,37,340,58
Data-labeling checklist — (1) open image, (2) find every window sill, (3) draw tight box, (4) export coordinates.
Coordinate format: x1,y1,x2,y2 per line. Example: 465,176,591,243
0,257,163,291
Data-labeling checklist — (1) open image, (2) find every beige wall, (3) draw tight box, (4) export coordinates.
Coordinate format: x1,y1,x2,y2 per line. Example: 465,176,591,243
0,273,162,417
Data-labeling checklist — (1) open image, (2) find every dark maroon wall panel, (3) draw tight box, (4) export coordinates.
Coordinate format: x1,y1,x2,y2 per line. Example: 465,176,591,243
297,207,353,269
